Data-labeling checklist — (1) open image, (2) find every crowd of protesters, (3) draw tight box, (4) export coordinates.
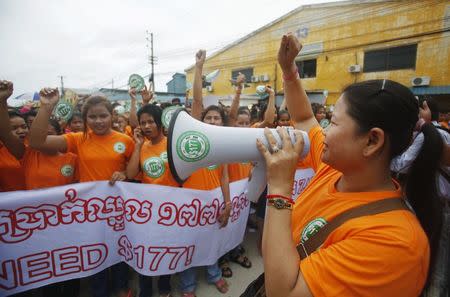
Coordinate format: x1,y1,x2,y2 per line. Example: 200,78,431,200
1,33,449,297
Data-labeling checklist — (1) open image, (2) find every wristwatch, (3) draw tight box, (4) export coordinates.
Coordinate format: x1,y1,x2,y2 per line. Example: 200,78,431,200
267,198,293,210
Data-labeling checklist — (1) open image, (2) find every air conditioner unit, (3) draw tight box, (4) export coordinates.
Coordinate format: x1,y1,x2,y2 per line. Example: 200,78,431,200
348,65,361,73
260,74,270,82
411,76,430,87
251,75,260,83
206,85,214,92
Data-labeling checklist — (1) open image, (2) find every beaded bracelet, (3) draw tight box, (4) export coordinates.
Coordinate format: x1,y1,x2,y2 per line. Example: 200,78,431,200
266,194,294,204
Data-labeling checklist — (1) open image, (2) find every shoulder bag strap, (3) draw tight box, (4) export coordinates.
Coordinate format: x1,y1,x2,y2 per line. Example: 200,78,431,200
297,197,411,260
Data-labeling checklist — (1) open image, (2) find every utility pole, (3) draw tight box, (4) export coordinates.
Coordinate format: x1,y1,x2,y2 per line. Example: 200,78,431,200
146,30,157,91
59,75,65,97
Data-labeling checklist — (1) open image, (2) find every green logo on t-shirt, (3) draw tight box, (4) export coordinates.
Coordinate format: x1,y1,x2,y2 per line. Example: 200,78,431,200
113,142,126,154
60,164,74,177
301,218,327,243
143,157,165,178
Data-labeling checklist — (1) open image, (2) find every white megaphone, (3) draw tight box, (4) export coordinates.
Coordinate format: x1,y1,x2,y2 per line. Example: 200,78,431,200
204,69,220,83
167,109,310,202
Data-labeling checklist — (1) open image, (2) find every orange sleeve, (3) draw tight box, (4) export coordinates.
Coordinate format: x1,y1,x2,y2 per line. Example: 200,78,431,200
300,218,429,297
63,132,80,154
307,125,325,172
125,125,134,138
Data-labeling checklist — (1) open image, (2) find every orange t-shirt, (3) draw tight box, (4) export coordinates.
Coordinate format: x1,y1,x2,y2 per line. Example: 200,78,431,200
183,164,223,191
139,137,179,187
63,130,134,182
22,148,78,190
125,125,133,138
228,162,252,183
293,126,429,297
0,144,26,191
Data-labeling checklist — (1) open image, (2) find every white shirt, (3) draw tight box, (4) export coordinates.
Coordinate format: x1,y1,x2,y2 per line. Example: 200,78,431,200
391,122,450,200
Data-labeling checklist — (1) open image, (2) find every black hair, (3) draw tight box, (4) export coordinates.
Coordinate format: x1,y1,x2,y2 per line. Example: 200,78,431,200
137,104,163,130
8,111,24,120
342,79,443,284
24,109,37,121
419,97,439,122
160,102,172,110
68,112,82,124
201,105,227,126
311,103,325,115
278,109,290,119
258,103,268,121
237,106,250,116
111,102,121,109
49,118,62,135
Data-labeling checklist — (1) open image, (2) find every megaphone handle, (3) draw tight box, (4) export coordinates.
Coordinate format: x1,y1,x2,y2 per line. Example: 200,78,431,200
264,128,310,159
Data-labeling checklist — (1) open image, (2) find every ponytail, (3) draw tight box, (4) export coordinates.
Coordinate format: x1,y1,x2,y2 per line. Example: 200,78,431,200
404,123,443,281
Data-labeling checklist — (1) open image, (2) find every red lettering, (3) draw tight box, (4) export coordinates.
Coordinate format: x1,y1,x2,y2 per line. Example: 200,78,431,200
51,246,81,276
147,247,167,271
133,245,145,269
18,252,51,285
0,260,17,290
81,244,108,271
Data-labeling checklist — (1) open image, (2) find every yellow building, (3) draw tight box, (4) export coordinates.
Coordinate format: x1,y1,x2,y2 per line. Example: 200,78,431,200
185,0,450,110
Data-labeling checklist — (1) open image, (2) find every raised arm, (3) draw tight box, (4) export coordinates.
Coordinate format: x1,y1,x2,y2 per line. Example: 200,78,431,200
128,87,139,129
191,50,206,120
29,88,67,153
218,164,232,228
228,72,245,127
0,80,25,159
256,127,313,297
279,97,287,111
278,34,317,132
141,85,153,106
126,127,144,179
254,86,276,128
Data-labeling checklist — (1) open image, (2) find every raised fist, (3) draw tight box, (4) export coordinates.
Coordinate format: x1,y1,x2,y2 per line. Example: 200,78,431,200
39,88,60,107
195,50,206,67
277,34,303,74
0,80,14,103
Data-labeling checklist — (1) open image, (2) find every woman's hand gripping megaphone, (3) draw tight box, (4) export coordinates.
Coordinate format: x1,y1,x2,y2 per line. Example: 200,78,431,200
256,127,305,197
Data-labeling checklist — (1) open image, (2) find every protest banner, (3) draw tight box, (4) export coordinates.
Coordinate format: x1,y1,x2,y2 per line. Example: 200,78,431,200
0,180,249,296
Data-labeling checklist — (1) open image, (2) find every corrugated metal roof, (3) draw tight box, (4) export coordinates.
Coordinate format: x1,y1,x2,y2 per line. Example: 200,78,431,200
184,0,389,72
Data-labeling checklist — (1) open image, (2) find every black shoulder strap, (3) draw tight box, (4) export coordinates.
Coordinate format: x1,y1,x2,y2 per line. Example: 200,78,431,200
297,198,411,259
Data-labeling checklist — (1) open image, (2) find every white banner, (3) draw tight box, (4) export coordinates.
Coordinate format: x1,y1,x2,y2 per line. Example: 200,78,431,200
0,180,250,296
292,168,315,201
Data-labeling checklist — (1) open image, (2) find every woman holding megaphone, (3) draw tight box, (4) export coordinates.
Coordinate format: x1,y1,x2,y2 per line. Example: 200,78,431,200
252,34,443,297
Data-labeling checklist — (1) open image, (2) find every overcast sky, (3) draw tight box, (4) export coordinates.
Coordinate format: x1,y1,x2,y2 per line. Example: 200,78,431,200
0,0,344,98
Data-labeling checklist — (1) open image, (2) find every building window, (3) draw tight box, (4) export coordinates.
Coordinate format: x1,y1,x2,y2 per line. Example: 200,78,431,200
364,44,417,72
232,68,254,82
296,59,317,78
